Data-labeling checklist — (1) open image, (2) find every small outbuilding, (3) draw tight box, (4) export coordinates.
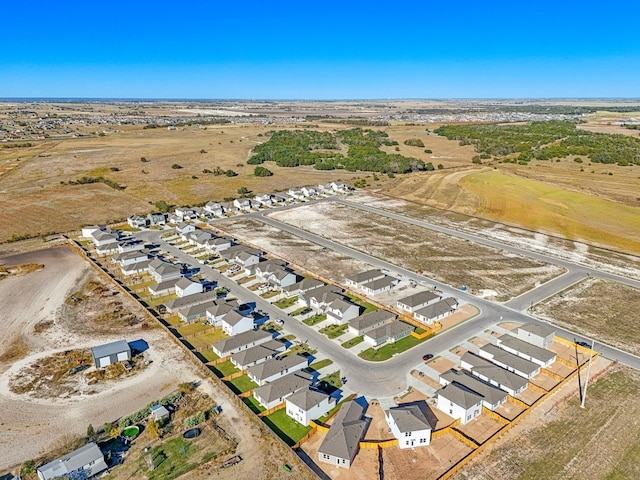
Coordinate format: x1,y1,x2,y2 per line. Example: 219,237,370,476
91,339,132,368
37,442,107,480
150,404,170,422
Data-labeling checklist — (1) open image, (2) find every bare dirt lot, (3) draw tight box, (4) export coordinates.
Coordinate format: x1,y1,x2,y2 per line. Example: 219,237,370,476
213,218,374,285
0,246,313,480
267,202,564,301
454,362,640,480
535,277,640,356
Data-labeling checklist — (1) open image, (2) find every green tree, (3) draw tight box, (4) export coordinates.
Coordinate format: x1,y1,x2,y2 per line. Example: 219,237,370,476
87,423,96,441
254,166,273,177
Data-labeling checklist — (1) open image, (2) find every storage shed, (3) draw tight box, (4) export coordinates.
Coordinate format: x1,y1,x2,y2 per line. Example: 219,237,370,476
91,339,132,368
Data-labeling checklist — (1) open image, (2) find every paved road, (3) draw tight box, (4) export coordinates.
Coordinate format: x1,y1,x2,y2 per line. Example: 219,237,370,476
136,207,640,398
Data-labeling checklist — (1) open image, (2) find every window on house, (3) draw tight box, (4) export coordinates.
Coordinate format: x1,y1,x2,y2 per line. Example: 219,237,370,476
404,432,411,437
420,438,427,443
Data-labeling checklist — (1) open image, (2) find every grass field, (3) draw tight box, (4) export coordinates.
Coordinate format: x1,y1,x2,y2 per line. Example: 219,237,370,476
225,374,258,395
187,329,228,351
359,333,429,362
535,278,640,356
262,409,313,447
456,366,640,480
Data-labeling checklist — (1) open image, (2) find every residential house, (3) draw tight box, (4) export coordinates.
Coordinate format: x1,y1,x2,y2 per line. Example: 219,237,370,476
396,290,440,314
148,259,182,283
113,250,149,267
212,329,273,357
288,188,305,200
150,404,170,423
164,291,219,314
348,310,396,336
252,370,314,410
204,202,225,216
301,186,317,197
147,212,166,226
460,352,528,396
175,207,197,220
117,239,145,254
516,323,555,348
233,198,253,211
175,222,196,237
300,285,344,312
439,369,508,411
205,299,240,326
386,401,436,448
254,193,273,207
496,334,557,368
479,344,541,379
363,320,413,347
178,301,217,323
414,297,458,325
91,229,119,247
247,354,308,386
148,278,181,297
318,401,368,469
220,245,262,268
175,277,204,298
37,442,108,480
204,236,233,253
282,277,324,297
230,339,287,370
286,388,335,426
127,215,147,228
91,339,131,368
361,276,397,296
435,382,483,424
345,269,385,289
326,298,361,325
221,310,254,336
81,225,102,238
120,258,152,276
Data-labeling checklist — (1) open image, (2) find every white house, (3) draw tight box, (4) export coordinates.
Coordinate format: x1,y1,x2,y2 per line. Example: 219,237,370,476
127,215,147,228
286,388,335,426
414,297,458,325
348,310,396,336
147,212,166,226
233,198,253,211
247,354,308,386
81,225,102,238
363,320,413,347
325,298,361,325
345,269,385,289
360,276,397,296
221,310,254,336
175,277,204,298
37,442,108,480
175,222,196,237
301,186,317,197
212,329,272,357
148,259,182,283
439,369,508,411
230,339,287,370
516,323,555,348
460,352,528,397
496,334,557,368
396,290,440,314
117,239,145,254
252,371,313,410
479,344,540,379
436,382,483,424
300,285,344,312
318,401,367,469
386,401,435,448
205,299,239,326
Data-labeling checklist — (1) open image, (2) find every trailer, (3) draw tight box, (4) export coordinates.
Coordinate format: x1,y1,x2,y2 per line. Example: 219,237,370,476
222,455,242,468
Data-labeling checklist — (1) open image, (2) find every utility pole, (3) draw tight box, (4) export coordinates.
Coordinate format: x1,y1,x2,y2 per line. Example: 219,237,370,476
580,339,596,408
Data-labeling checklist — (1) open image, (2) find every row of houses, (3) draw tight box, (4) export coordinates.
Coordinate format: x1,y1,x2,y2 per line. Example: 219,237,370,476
436,323,557,424
396,289,459,326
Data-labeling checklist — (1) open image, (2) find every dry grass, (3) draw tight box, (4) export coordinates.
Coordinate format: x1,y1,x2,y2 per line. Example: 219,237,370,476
0,263,44,280
0,335,29,362
534,278,640,356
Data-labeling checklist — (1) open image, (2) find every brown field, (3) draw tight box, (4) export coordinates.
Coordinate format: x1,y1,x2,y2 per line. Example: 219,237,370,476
267,202,565,301
455,365,640,480
535,277,640,356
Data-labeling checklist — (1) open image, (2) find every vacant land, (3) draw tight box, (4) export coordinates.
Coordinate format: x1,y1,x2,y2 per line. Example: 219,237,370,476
268,202,564,301
455,365,640,480
214,218,374,283
535,277,640,356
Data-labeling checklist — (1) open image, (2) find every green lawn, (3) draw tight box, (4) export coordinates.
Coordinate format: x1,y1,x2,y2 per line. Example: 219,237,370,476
176,322,211,338
341,336,364,349
144,436,200,480
195,348,220,363
211,360,240,378
359,332,428,362
164,314,183,326
128,279,156,291
243,396,266,414
303,314,327,326
261,290,279,299
319,370,343,388
263,408,313,446
319,324,348,339
283,343,317,357
225,375,258,395
145,293,177,307
290,307,309,316
189,330,228,351
306,359,333,372
274,296,299,309
281,334,297,342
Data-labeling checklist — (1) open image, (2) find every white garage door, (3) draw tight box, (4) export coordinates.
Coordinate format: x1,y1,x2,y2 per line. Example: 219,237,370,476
117,352,129,361
98,356,112,368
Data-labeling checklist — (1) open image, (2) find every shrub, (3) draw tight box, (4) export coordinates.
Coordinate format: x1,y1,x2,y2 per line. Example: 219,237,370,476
184,412,206,428
404,138,425,147
254,166,273,177
224,169,237,177
171,163,182,169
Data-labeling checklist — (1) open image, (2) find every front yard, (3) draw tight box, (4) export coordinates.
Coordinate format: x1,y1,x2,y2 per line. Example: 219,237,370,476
359,333,428,361
319,324,348,339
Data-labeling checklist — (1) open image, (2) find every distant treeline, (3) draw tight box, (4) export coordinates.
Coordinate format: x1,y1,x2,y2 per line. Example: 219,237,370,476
305,116,389,126
407,105,640,115
62,176,126,190
1,142,33,148
435,120,640,166
248,128,425,173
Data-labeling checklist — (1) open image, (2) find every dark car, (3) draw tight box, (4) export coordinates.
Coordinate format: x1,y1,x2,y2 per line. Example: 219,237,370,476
422,354,434,361
575,341,591,348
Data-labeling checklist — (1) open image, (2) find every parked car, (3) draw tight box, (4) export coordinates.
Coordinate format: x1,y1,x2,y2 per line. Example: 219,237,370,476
422,353,434,361
275,318,285,326
575,340,591,348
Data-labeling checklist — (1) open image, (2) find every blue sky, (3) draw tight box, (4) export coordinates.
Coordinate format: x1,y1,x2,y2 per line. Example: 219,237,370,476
2,1,639,99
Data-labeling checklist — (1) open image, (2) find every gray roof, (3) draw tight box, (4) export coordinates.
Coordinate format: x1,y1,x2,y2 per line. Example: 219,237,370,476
386,402,435,433
113,250,149,262
414,297,458,319
121,259,152,273
348,310,396,331
440,369,507,406
480,344,540,376
461,352,529,392
178,301,216,319
212,329,272,356
498,334,557,363
175,277,199,290
303,285,344,305
221,310,251,327
91,339,130,359
148,277,181,294
518,322,555,338
37,442,107,480
365,320,413,341
346,269,384,285
327,298,359,315
248,354,308,382
282,277,324,293
397,290,439,308
286,388,332,411
165,291,219,312
231,339,286,367
436,382,483,409
220,244,261,260
206,299,239,318
361,276,396,292
318,401,367,461
253,371,313,404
